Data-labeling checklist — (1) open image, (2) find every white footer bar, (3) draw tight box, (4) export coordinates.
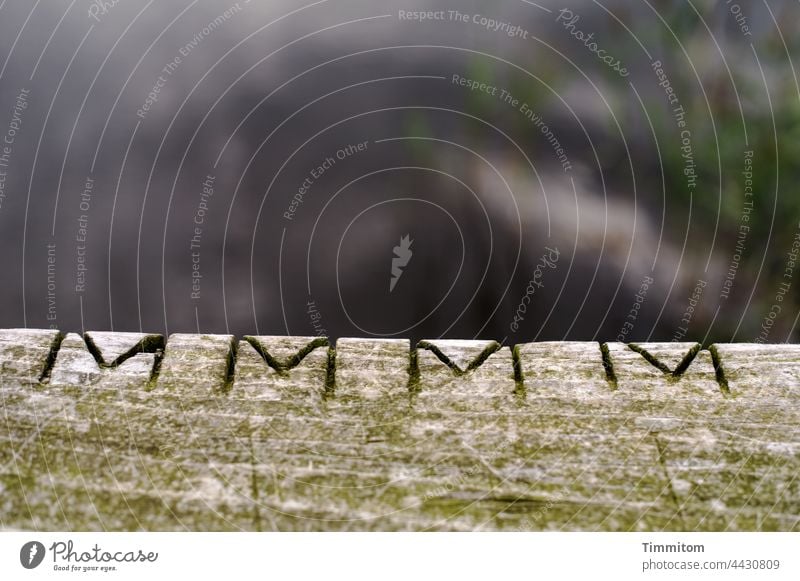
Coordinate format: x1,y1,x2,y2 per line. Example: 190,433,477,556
1,532,797,580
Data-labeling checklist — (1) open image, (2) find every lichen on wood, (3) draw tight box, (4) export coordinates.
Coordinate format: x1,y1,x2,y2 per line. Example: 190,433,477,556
0,329,797,531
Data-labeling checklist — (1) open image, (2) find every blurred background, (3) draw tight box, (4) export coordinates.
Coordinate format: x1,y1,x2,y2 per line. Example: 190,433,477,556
0,0,798,344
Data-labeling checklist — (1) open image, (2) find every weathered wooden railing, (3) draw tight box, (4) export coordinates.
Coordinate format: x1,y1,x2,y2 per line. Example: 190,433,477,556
1,329,798,531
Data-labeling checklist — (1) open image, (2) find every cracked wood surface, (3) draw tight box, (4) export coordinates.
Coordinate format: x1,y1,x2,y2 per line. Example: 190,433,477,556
0,329,798,531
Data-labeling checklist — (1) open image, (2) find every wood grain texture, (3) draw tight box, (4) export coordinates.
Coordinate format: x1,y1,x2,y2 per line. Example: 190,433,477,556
49,332,162,390
0,330,797,531
0,329,60,386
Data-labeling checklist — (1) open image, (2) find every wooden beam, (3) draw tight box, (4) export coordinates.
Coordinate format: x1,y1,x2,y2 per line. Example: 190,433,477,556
1,329,797,531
